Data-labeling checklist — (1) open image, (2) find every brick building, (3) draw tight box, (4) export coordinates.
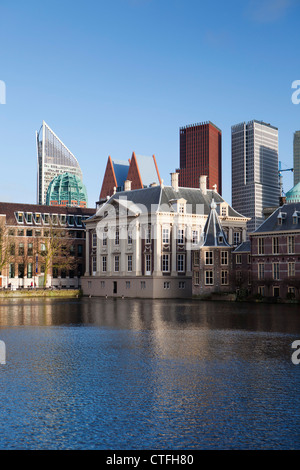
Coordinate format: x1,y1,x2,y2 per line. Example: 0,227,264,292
0,202,95,289
250,203,300,299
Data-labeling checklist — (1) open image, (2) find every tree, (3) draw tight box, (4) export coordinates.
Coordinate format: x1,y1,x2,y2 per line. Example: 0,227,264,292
39,223,76,288
0,222,14,281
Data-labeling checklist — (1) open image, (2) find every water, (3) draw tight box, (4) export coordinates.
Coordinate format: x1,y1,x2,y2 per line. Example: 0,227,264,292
0,297,299,450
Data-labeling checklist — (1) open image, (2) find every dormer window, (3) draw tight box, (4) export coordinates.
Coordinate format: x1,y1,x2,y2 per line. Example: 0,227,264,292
34,213,41,224
277,211,286,225
218,235,224,244
16,212,23,223
25,213,33,224
292,211,299,224
179,203,185,214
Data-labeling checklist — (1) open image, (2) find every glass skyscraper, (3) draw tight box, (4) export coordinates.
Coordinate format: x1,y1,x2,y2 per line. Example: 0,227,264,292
231,120,279,234
293,130,300,186
36,121,83,205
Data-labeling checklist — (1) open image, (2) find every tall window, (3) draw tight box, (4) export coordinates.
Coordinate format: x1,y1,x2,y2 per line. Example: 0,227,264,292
102,232,107,246
92,256,97,273
177,254,185,272
145,254,151,274
272,262,280,280
288,262,295,277
258,263,264,280
205,251,213,265
177,228,184,244
115,230,119,246
162,254,169,272
128,229,132,245
9,263,15,278
27,243,33,256
194,271,200,285
221,251,228,265
92,232,97,248
114,255,119,272
221,270,228,285
193,251,200,266
27,263,33,279
145,226,151,244
128,255,133,272
102,256,107,272
272,237,279,254
18,243,24,256
162,228,170,244
288,236,295,254
234,232,240,245
192,230,198,245
258,238,265,255
205,271,213,285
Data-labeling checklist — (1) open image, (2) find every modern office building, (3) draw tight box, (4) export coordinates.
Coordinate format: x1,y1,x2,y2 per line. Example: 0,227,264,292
294,130,300,186
231,120,279,234
99,152,161,200
36,121,83,205
46,172,88,208
176,122,222,195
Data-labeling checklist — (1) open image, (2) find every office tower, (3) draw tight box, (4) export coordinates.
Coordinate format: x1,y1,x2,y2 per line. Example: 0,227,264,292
294,130,300,186
176,122,222,195
231,120,279,233
36,121,83,205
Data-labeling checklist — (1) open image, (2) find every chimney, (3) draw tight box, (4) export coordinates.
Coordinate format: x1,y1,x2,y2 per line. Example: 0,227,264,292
124,180,132,191
171,172,179,191
200,175,207,195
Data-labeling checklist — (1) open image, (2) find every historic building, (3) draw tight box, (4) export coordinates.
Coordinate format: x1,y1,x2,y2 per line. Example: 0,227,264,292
249,203,300,299
0,202,95,289
192,199,234,297
176,122,222,195
82,173,248,299
99,152,161,200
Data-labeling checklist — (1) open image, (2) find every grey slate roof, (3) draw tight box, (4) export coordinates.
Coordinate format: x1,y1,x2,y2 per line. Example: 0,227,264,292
134,155,160,187
93,185,248,219
233,241,251,252
112,160,130,188
202,200,231,247
251,203,300,234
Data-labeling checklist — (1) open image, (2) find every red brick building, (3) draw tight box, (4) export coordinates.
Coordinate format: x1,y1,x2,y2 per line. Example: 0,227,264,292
176,122,222,195
250,203,300,299
99,152,161,200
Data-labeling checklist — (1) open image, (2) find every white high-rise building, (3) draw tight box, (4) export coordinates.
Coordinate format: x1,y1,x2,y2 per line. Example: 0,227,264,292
293,130,300,186
36,121,83,205
231,120,279,234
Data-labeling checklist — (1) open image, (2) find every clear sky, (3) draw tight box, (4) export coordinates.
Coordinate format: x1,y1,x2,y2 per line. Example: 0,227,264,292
0,0,299,207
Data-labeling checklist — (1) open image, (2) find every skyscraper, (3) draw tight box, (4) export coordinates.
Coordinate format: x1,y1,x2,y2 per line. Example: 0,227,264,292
231,120,279,233
293,130,300,186
176,122,222,194
36,121,83,205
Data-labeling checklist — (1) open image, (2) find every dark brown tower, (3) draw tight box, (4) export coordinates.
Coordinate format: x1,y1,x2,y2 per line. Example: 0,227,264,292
177,122,222,194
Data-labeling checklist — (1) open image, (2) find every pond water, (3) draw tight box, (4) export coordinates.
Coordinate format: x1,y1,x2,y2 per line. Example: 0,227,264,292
0,297,299,450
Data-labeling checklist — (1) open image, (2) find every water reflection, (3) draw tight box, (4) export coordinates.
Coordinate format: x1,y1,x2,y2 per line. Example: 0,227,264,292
0,298,299,450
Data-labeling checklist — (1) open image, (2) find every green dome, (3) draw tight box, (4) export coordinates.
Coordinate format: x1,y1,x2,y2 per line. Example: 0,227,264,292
286,182,300,203
46,172,88,207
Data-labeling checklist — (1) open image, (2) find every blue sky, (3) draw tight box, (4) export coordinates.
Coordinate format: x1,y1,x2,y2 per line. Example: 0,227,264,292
0,0,299,206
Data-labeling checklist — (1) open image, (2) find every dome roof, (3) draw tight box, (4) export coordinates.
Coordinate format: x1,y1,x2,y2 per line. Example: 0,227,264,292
286,182,300,203
46,172,88,207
